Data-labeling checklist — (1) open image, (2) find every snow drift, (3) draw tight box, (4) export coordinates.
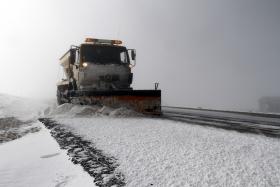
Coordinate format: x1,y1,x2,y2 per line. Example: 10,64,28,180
0,94,52,143
45,103,142,118
0,93,49,121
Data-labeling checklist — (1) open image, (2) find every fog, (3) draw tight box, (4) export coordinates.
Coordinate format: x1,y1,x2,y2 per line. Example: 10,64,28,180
0,0,279,111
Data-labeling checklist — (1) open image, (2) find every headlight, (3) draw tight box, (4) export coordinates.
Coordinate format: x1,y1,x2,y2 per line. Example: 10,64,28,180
82,62,88,67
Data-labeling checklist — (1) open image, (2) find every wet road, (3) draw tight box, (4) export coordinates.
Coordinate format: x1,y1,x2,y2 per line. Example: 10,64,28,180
162,106,280,138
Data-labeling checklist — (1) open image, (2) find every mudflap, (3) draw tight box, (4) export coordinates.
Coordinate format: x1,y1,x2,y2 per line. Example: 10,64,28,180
69,90,161,115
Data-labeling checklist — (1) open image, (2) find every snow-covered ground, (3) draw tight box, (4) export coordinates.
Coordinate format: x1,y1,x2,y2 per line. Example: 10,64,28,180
0,122,95,187
1,93,280,187
0,94,94,187
52,104,280,187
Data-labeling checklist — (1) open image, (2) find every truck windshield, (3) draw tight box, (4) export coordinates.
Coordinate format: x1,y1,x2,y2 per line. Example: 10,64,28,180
80,45,129,64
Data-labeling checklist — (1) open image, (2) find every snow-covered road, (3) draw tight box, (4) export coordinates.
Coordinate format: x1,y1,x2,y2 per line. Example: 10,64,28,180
56,115,280,187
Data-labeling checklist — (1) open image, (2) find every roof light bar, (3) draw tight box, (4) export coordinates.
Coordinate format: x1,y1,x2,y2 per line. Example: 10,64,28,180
84,38,122,45
85,38,97,43
111,40,122,45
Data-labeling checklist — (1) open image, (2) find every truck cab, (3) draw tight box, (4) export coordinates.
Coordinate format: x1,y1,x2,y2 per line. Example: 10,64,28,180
58,38,136,93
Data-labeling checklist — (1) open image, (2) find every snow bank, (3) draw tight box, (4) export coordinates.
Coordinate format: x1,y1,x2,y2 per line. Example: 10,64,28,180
56,117,280,187
0,93,54,143
0,117,41,143
0,92,140,120
0,93,50,121
0,122,95,187
46,103,142,118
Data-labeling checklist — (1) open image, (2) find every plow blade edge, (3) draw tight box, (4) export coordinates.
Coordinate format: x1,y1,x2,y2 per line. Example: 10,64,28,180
69,90,161,115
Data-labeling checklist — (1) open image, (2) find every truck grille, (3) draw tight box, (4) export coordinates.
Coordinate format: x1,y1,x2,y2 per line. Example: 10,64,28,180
99,74,120,82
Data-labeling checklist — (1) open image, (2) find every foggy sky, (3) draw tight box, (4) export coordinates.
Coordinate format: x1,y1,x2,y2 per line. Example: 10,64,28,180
0,0,279,111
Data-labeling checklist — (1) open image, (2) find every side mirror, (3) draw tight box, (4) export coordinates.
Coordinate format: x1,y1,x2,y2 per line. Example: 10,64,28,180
69,49,76,65
131,49,136,61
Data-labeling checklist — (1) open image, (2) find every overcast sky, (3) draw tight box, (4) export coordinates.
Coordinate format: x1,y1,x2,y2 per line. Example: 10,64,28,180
0,0,279,111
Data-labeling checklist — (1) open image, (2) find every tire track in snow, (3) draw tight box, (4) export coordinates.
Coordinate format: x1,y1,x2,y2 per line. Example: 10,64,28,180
39,118,125,187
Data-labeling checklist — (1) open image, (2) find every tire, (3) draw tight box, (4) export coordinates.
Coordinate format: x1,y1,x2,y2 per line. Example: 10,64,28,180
57,89,64,105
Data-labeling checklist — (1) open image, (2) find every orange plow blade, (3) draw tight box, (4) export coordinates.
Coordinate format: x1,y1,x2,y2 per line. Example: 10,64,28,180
69,90,161,115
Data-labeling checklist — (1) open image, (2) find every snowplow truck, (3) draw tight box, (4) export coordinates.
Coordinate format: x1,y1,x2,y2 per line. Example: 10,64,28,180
57,38,161,115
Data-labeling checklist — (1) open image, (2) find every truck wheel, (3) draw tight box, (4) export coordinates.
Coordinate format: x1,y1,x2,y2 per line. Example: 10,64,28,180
57,90,64,105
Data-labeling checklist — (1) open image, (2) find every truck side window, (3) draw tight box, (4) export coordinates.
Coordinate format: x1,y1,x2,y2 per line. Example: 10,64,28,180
120,51,127,63
75,50,80,65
